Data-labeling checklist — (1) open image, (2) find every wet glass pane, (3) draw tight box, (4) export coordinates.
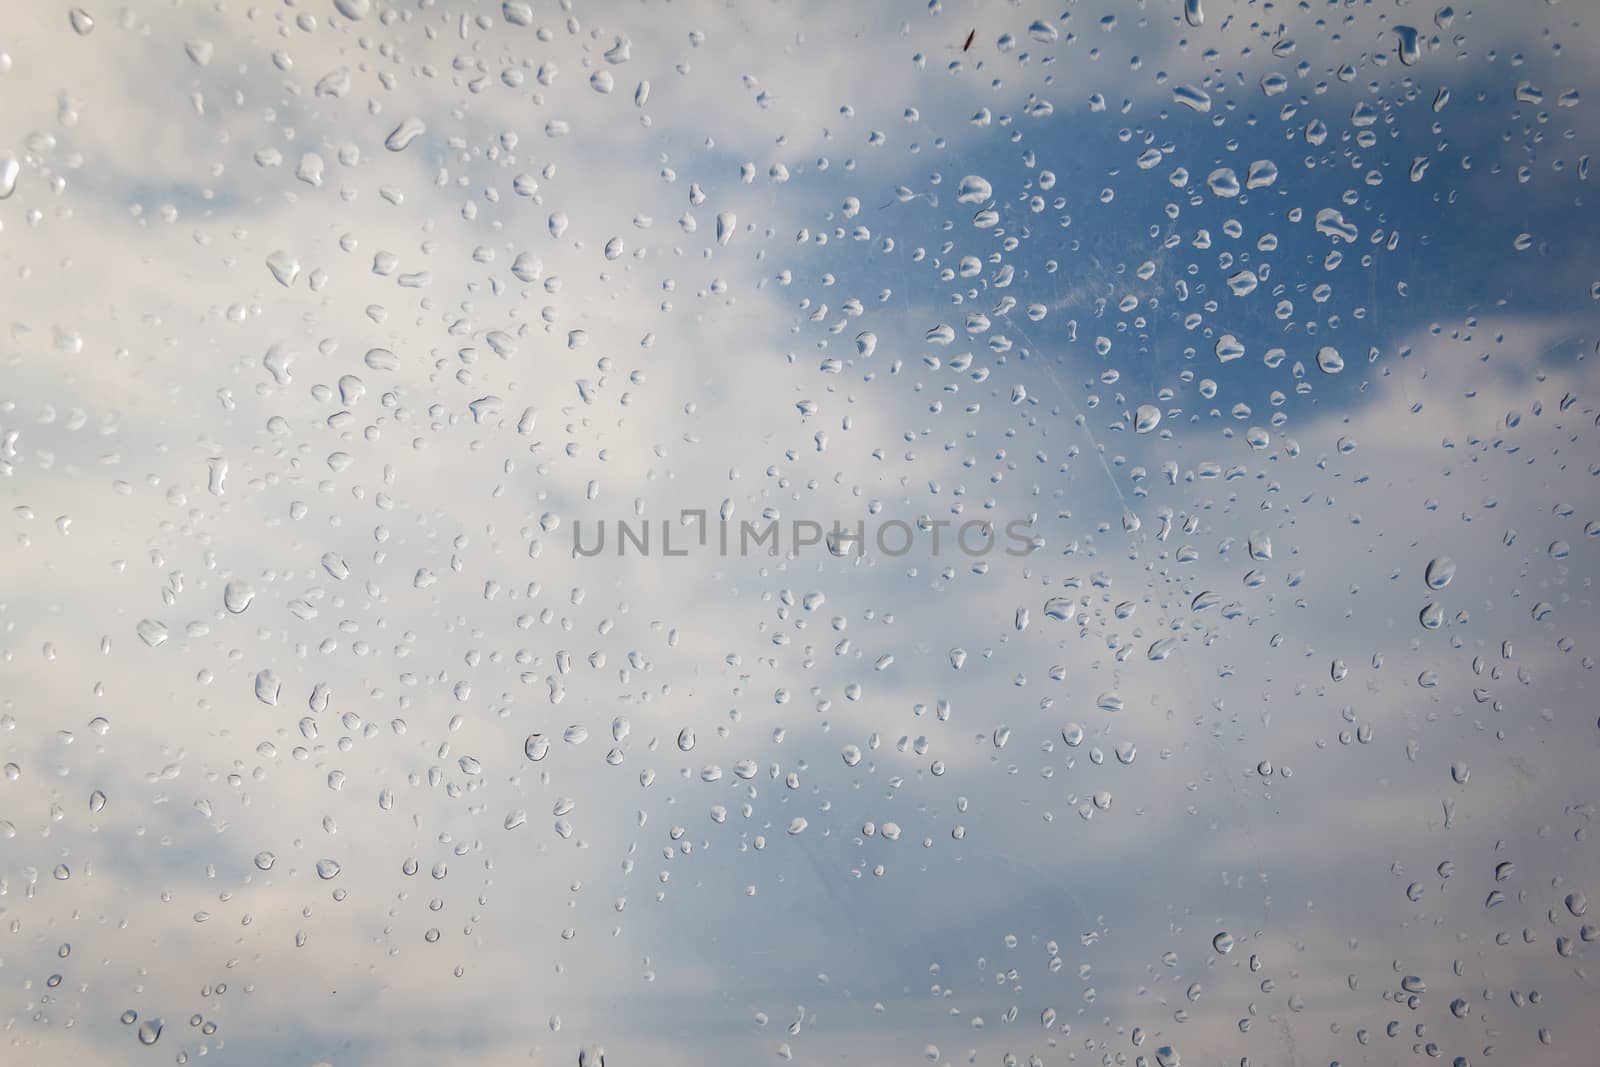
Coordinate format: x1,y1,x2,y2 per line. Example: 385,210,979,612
2,2,1598,1065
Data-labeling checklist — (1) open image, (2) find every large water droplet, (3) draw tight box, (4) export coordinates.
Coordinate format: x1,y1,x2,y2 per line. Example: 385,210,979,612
385,118,426,152
956,175,993,204
223,580,255,614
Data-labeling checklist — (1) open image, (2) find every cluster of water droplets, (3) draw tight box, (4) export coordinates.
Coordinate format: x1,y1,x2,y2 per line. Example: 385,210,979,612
1,0,1598,1064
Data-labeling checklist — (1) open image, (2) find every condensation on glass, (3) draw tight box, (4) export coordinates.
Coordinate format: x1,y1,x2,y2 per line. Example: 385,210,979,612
1,2,1597,1066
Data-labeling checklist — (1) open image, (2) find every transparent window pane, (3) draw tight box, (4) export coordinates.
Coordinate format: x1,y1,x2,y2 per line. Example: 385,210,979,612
2,2,1597,1065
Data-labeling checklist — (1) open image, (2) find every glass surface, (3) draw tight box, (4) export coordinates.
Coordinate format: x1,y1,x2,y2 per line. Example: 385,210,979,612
2,2,1598,1065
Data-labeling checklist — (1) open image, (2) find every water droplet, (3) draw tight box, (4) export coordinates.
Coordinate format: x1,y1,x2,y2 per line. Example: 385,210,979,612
0,155,19,199
265,250,301,288
1173,85,1211,113
1206,168,1240,198
956,175,993,204
1425,557,1456,590
1394,25,1421,66
223,580,255,614
385,118,426,152
136,619,169,648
